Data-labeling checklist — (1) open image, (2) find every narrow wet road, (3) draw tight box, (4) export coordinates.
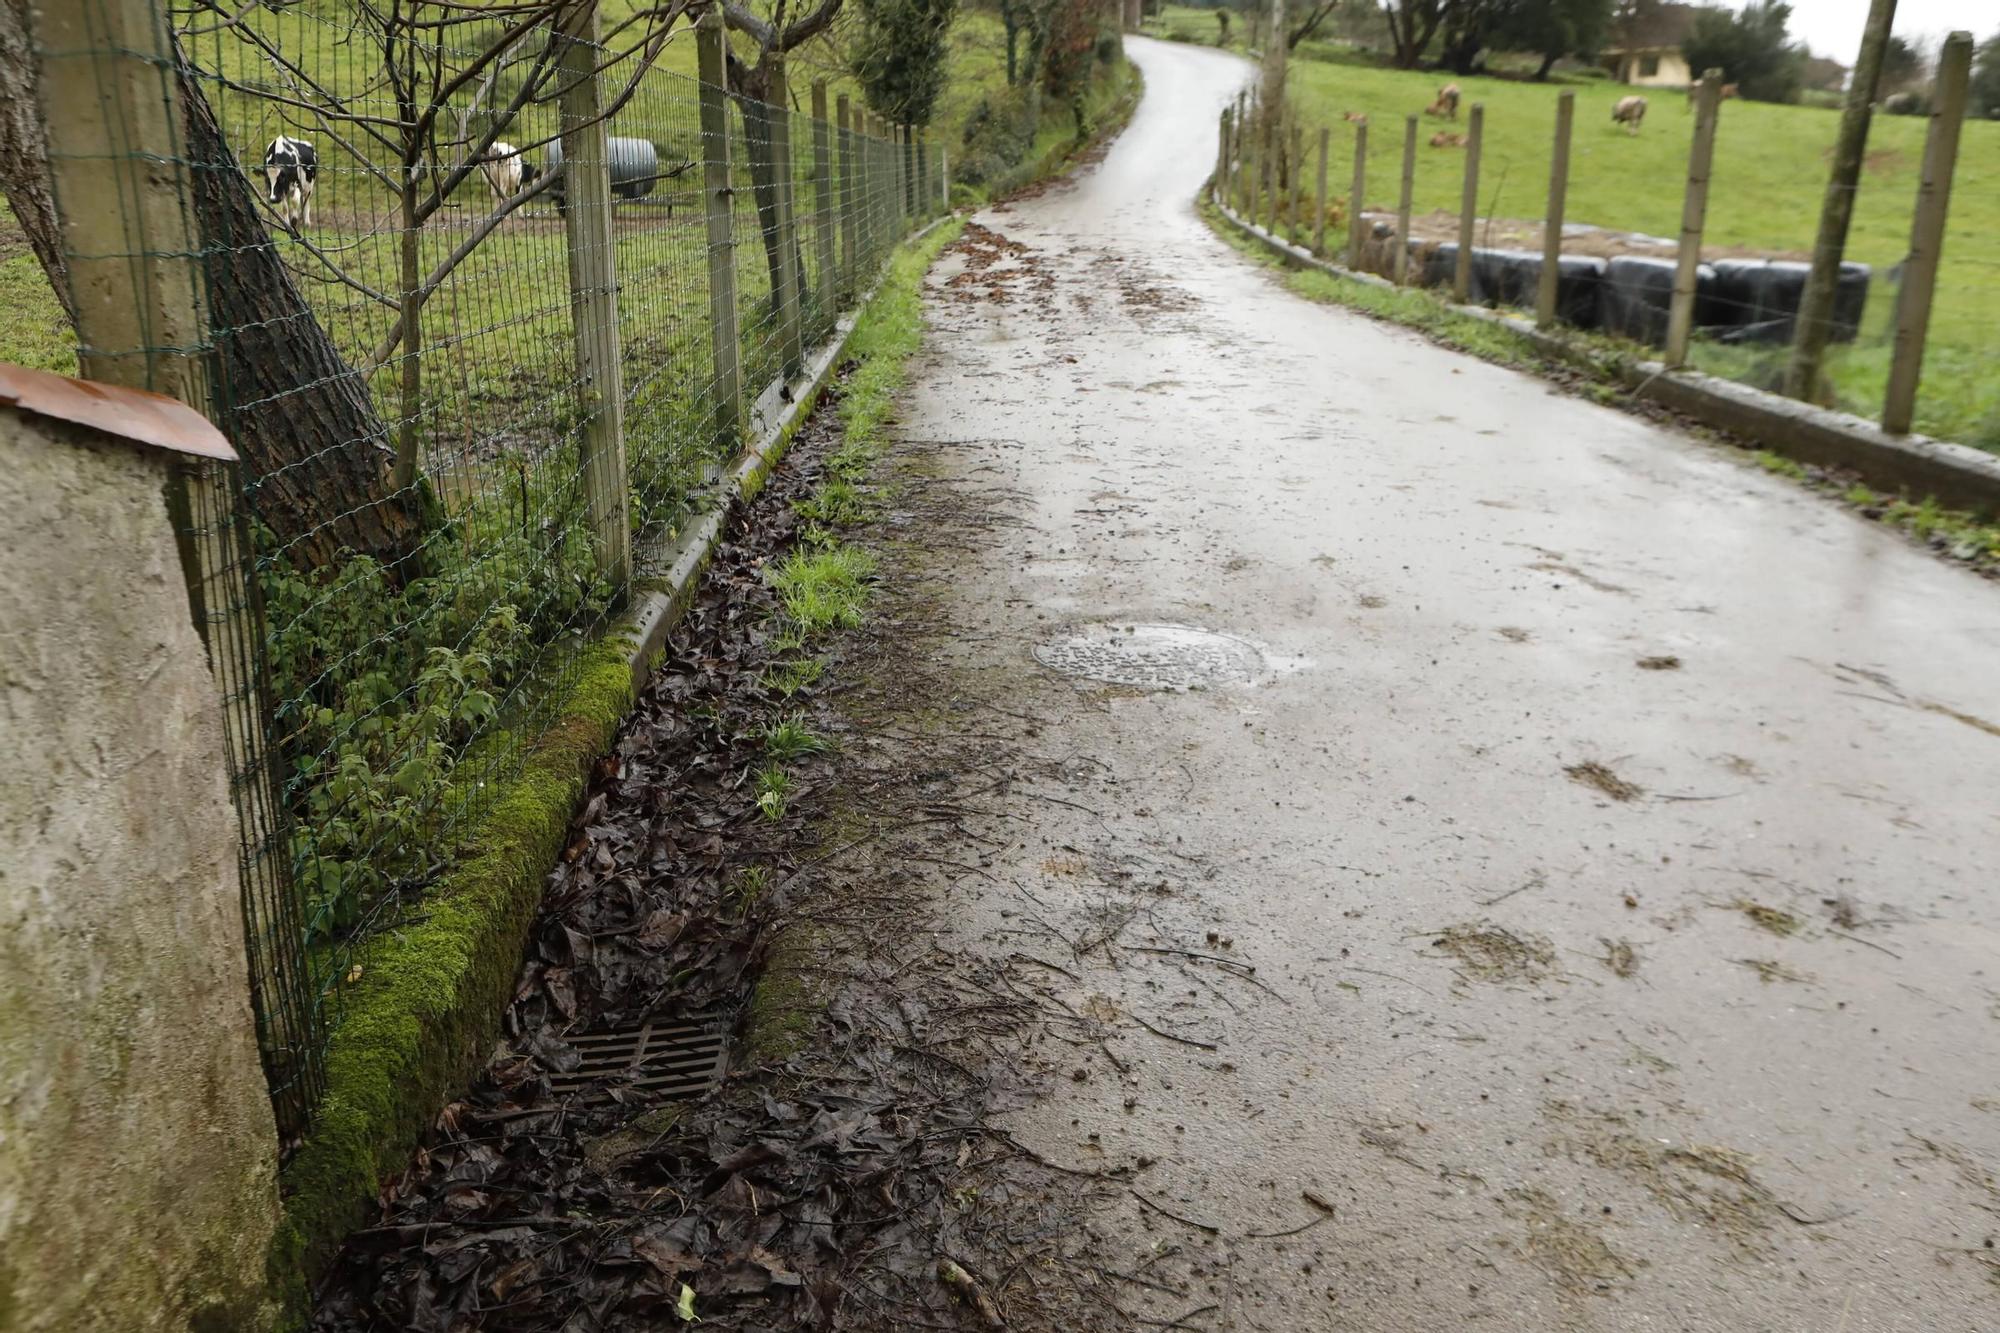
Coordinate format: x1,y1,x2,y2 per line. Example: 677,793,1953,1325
891,36,2000,1331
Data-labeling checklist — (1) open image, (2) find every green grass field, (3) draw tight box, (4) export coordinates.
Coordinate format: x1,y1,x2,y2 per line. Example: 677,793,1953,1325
1150,6,2000,450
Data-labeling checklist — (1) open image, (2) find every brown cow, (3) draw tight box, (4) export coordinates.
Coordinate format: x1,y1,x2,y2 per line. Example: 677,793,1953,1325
1429,131,1467,148
1612,94,1648,134
1426,83,1462,120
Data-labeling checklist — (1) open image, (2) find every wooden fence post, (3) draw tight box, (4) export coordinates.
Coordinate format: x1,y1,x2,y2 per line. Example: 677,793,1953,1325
1346,117,1368,267
696,8,742,452
1786,0,1898,400
1536,89,1574,330
1289,121,1305,245
557,0,630,587
1255,110,1272,230
836,93,857,299
1455,103,1483,301
1666,70,1723,366
1396,114,1416,284
1232,97,1248,215
1883,31,1972,435
1216,107,1232,207
811,78,836,335
1314,126,1330,255
769,52,804,382
1234,92,1249,212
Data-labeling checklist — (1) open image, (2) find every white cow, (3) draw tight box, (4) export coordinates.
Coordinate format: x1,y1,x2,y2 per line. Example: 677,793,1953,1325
262,135,317,228
479,140,532,202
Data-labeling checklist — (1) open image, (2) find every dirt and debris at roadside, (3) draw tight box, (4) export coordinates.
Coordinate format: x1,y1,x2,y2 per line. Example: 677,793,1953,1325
308,363,1121,1331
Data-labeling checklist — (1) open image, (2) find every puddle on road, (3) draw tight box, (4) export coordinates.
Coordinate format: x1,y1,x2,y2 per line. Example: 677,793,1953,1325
1033,622,1285,690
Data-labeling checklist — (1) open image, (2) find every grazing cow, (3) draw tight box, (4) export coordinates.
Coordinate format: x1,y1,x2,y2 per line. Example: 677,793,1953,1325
479,140,530,202
1722,83,1739,100
1612,95,1648,134
1429,131,1467,148
262,134,317,228
1426,82,1462,120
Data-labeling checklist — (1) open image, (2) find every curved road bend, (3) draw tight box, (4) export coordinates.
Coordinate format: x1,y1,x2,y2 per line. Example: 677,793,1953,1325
895,35,2000,1331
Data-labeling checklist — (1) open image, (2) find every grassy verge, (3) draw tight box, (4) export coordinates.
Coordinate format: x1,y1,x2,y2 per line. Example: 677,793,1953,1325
739,217,965,1062
1202,195,2000,571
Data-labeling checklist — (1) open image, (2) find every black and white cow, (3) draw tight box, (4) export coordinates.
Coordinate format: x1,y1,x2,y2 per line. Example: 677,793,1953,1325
478,140,537,202
263,134,318,229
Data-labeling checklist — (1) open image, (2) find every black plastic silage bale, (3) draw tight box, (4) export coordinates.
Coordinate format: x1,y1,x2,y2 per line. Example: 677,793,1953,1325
1604,255,1676,347
1422,241,1459,290
1707,258,1764,331
1551,255,1607,330
1831,262,1872,343
544,136,662,205
1480,249,1544,311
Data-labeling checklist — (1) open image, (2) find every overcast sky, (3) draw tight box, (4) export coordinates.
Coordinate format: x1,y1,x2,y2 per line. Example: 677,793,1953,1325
1770,0,1994,61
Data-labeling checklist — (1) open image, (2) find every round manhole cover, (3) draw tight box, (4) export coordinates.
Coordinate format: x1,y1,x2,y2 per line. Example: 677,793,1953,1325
1033,624,1266,689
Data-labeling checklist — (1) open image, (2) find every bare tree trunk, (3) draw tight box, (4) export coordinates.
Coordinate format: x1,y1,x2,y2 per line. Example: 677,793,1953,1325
178,57,425,574
0,0,72,324
0,8,423,573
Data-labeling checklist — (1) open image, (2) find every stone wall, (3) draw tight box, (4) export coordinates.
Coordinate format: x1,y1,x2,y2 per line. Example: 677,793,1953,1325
0,410,279,1332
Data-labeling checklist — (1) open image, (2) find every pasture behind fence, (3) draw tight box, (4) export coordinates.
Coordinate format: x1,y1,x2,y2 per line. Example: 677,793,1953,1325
1213,48,1994,453
38,0,947,1142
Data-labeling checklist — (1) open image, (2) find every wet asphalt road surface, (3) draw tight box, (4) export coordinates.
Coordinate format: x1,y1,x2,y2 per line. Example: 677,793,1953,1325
886,35,2000,1332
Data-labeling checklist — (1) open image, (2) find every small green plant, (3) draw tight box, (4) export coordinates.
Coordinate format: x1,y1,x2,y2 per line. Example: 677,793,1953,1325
729,863,771,906
761,656,825,698
767,545,877,637
794,478,871,528
759,714,831,760
755,764,793,822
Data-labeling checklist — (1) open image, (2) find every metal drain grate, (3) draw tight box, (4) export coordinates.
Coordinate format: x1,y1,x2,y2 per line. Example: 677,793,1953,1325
547,1021,728,1101
1034,623,1266,689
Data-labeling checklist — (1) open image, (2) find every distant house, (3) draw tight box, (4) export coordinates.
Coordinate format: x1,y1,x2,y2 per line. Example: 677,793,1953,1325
1599,2,1699,87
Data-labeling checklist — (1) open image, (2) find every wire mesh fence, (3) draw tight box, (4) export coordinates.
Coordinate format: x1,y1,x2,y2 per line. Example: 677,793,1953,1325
1216,69,1995,454
38,0,945,1143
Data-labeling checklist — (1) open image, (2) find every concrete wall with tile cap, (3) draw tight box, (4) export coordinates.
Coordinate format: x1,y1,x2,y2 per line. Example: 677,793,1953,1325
0,375,281,1332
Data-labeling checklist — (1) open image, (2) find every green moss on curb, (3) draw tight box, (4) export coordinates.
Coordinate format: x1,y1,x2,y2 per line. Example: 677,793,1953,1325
274,643,632,1309
270,222,974,1320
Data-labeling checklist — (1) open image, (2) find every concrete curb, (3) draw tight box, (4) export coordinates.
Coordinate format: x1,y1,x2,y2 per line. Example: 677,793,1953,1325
618,213,955,689
1212,198,2000,516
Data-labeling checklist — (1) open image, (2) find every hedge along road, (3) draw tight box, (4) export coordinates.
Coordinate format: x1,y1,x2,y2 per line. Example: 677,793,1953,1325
887,33,2000,1333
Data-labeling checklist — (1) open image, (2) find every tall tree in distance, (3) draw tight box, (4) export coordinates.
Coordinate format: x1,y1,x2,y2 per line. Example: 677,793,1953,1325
1973,29,2000,119
1682,0,1805,103
1495,0,1615,80
851,0,960,126
1383,0,1448,69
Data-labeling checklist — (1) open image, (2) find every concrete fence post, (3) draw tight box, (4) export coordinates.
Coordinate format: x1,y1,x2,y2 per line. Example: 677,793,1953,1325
1455,103,1483,302
556,0,630,586
696,8,742,451
1666,70,1723,367
768,52,804,382
1396,113,1417,284
1313,126,1331,256
836,93,857,300
810,78,837,336
1883,30,1972,435
1347,117,1368,268
1536,89,1575,330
